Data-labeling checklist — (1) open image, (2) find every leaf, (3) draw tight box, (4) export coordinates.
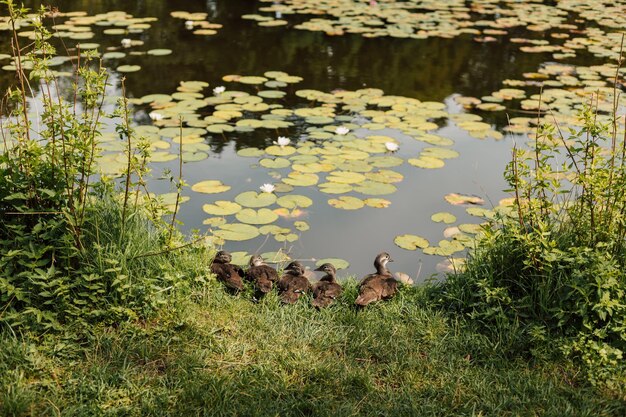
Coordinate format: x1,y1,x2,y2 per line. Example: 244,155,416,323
431,212,457,224
294,221,310,231
276,195,313,209
394,234,430,250
318,182,353,194
315,258,349,270
444,193,485,206
235,208,279,225
235,191,277,208
202,201,242,216
328,196,364,210
191,180,231,194
282,172,319,187
408,156,445,169
326,171,367,184
214,224,260,241
353,181,397,196
363,198,391,208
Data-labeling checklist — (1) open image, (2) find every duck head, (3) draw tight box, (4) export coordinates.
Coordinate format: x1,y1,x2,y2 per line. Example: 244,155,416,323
285,260,305,275
374,252,393,274
249,254,266,267
213,250,232,264
314,263,336,275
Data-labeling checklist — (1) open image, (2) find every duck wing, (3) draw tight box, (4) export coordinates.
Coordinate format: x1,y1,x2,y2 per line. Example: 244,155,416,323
381,277,399,300
212,263,244,291
355,275,386,306
278,274,311,304
312,282,343,308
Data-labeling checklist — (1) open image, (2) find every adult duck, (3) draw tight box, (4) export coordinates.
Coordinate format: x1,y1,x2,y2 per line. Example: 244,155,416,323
277,261,311,304
355,252,397,307
246,254,279,298
312,263,343,308
211,250,244,293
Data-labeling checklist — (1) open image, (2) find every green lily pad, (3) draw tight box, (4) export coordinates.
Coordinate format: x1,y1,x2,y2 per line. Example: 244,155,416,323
283,172,319,187
214,223,260,241
235,191,277,208
237,76,268,85
315,258,349,270
147,48,173,56
364,198,392,208
353,181,397,196
431,212,457,224
191,180,231,194
202,201,243,216
294,221,310,231
365,170,403,183
394,234,430,251
150,152,178,162
466,207,495,218
117,64,141,72
229,251,250,266
237,147,265,157
259,225,290,235
327,171,367,184
367,155,404,168
444,193,485,206
261,251,291,262
318,182,353,194
277,195,313,209
458,223,484,234
260,157,291,169
328,196,364,210
274,232,299,242
265,145,296,156
422,147,460,159
236,208,279,225
202,217,227,227
423,240,465,256
408,156,445,169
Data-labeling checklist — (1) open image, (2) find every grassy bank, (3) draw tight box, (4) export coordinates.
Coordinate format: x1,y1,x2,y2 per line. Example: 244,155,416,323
2,281,625,416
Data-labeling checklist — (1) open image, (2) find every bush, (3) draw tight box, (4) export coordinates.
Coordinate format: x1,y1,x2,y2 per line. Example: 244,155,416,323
436,96,626,390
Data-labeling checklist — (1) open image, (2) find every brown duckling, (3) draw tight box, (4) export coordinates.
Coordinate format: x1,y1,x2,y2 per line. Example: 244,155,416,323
277,261,312,304
246,254,279,298
312,263,343,308
211,250,244,293
355,252,398,307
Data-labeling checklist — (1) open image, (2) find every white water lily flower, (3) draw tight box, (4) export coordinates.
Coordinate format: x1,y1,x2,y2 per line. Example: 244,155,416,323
335,126,350,135
259,183,275,193
185,20,194,30
148,111,163,121
274,136,290,147
213,86,225,95
385,142,399,152
121,38,132,48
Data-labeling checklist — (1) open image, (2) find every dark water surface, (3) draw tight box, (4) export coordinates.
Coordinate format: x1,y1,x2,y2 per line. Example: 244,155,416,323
3,0,566,279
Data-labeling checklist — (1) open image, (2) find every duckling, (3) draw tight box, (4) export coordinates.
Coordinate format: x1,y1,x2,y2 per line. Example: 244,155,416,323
277,261,312,304
246,254,279,298
312,263,343,308
211,250,244,293
355,252,397,307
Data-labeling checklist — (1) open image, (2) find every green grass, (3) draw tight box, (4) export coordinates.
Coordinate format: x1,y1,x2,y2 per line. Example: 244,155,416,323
2,281,624,417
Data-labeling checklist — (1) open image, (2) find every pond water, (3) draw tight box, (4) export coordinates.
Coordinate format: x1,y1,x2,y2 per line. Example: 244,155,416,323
1,0,624,280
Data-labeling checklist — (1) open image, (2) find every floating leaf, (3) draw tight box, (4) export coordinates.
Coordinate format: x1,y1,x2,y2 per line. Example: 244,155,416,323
282,172,319,187
235,191,277,208
458,223,484,234
237,148,265,157
431,212,457,224
394,234,429,251
117,64,141,72
236,208,279,225
229,252,250,266
214,223,260,241
202,201,242,216
265,145,296,156
353,181,397,196
328,196,364,210
191,180,231,194
444,193,485,206
294,221,310,231
408,156,445,169
315,258,349,270
318,182,352,194
327,171,367,184
260,157,291,169
363,198,391,208
261,251,291,262
277,195,313,209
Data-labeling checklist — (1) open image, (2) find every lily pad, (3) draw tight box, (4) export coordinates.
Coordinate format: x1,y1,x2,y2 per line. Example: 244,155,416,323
237,147,265,157
328,196,364,210
282,172,319,187
363,198,392,208
431,212,457,224
191,180,231,194
214,223,260,241
235,191,277,208
202,201,242,216
327,171,367,184
276,195,313,209
408,156,445,169
315,258,349,270
117,64,141,72
444,193,485,206
265,145,296,156
236,208,279,225
318,182,353,194
294,221,310,231
394,234,430,251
